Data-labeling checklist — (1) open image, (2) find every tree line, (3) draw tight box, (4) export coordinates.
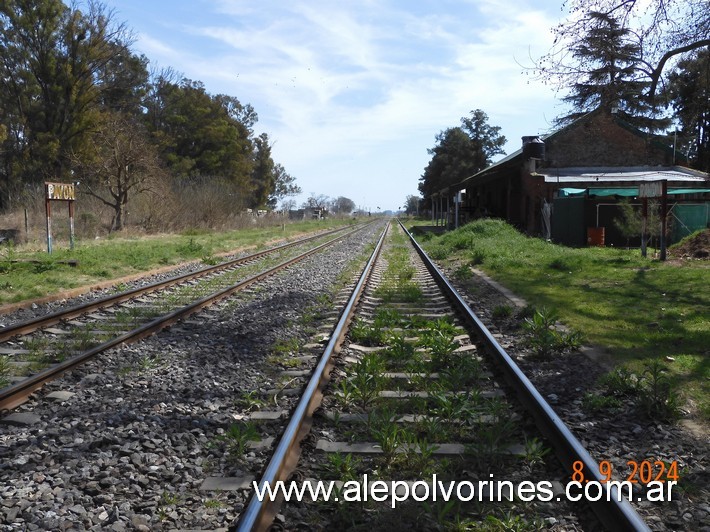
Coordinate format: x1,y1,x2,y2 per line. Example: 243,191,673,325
418,0,709,206
0,0,301,231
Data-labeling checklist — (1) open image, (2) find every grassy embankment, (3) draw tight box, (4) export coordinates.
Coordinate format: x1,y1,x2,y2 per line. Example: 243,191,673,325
410,218,709,421
0,218,355,305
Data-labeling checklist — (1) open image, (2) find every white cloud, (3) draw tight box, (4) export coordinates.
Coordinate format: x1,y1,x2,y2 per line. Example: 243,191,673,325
121,0,567,209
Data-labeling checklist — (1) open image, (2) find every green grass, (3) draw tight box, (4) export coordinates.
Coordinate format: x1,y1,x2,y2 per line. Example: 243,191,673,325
0,219,353,305
416,218,710,421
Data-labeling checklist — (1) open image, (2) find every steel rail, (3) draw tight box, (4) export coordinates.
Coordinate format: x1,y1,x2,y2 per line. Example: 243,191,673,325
0,226,364,412
235,223,389,531
0,225,355,343
400,220,650,532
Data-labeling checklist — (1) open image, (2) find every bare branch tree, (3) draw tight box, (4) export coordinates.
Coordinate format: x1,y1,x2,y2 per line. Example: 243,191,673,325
302,194,330,210
75,111,166,231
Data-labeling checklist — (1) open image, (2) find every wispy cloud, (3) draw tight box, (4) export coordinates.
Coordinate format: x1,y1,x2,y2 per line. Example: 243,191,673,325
122,0,565,208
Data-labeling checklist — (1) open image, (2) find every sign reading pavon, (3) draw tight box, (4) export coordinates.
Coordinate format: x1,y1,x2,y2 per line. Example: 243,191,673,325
45,182,76,201
44,182,76,253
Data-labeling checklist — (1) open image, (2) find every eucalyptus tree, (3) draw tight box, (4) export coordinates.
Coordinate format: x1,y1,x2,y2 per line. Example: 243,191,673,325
0,0,133,200
248,132,301,209
269,164,301,208
404,194,420,216
250,133,274,209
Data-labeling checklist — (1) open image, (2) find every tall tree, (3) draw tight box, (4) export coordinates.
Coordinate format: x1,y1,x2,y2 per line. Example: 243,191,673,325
96,42,149,115
302,194,330,210
249,133,301,209
419,110,505,203
666,49,710,173
460,109,507,168
213,93,258,136
143,78,255,190
0,0,132,196
403,194,420,215
419,128,473,200
536,0,710,102
250,133,274,208
269,163,301,208
330,196,355,214
555,11,670,132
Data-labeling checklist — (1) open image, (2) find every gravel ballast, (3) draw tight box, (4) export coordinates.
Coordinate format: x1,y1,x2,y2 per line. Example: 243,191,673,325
0,222,384,531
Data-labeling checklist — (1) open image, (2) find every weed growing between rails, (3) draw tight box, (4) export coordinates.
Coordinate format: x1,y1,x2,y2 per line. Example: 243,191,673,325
287,223,572,531
0,354,10,388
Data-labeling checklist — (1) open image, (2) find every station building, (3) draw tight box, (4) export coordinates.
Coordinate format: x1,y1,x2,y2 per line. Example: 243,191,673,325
431,108,710,247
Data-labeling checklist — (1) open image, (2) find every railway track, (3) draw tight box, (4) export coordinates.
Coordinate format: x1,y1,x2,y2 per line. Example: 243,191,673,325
2,219,691,530
0,223,365,411
0,221,387,530
237,220,650,531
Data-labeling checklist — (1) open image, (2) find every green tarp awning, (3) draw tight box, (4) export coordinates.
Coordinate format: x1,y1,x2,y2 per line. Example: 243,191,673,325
558,188,710,198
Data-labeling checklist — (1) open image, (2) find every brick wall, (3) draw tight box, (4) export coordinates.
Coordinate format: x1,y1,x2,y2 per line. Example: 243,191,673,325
543,111,673,168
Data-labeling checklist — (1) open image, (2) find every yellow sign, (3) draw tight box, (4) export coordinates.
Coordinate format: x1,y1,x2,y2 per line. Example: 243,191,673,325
45,182,76,201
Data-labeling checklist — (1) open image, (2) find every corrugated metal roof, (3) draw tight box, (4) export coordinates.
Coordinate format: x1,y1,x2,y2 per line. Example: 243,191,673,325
541,166,709,184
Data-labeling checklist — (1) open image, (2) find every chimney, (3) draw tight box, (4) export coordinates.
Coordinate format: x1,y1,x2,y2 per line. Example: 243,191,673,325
522,136,545,173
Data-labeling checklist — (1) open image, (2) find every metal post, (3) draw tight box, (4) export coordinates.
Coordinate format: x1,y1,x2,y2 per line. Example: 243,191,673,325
45,197,52,254
446,194,450,229
68,201,75,250
455,192,459,229
660,180,668,261
641,198,648,258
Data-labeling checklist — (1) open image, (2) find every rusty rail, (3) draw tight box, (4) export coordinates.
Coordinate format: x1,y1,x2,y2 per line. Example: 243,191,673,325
0,225,355,342
400,220,649,532
235,223,389,531
0,226,365,412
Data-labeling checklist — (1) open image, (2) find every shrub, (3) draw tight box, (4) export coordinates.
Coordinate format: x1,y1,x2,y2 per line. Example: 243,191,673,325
469,248,485,265
523,307,583,358
637,360,682,422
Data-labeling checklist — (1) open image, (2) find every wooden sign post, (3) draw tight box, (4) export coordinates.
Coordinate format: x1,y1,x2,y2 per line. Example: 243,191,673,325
45,182,76,254
638,180,668,260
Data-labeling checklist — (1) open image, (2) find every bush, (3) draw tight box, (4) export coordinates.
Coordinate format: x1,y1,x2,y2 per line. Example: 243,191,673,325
469,248,485,265
523,307,583,358
637,360,682,422
427,244,451,260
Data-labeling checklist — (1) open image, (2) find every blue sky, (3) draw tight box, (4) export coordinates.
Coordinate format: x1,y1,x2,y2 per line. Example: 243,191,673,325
106,0,571,211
